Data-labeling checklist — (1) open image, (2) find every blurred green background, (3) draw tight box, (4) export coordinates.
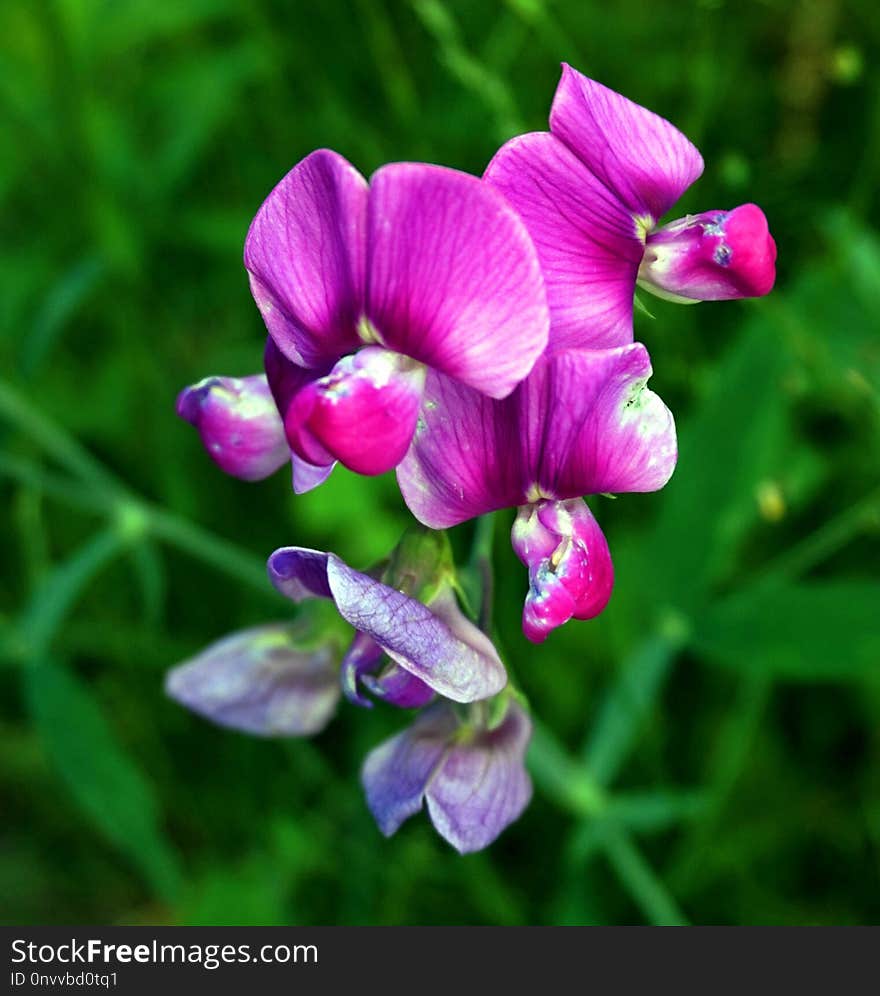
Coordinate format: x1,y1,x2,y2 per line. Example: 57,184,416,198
2,0,879,926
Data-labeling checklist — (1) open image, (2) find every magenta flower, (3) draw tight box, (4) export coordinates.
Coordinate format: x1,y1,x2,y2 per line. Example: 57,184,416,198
484,64,777,350
267,547,507,704
244,149,549,486
397,344,677,642
362,698,533,853
176,373,289,482
165,623,341,736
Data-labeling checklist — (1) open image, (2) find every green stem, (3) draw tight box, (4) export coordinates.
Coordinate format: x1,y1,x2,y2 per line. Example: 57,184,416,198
469,512,496,632
0,380,124,493
600,825,689,926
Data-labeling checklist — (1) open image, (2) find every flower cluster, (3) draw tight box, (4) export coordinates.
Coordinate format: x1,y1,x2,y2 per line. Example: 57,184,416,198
169,66,775,852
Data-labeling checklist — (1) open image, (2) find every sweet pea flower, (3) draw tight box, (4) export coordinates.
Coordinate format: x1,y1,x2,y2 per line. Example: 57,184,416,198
244,149,549,486
397,343,677,642
165,622,341,736
267,546,507,705
362,698,533,853
484,64,777,350
176,373,289,482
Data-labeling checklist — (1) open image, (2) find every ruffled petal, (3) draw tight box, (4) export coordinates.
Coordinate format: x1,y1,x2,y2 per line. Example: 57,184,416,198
425,700,533,854
284,347,426,476
640,204,777,301
165,623,340,736
365,162,549,398
244,149,367,367
267,547,507,703
361,705,457,836
537,345,678,498
550,64,704,224
484,131,639,350
176,373,289,481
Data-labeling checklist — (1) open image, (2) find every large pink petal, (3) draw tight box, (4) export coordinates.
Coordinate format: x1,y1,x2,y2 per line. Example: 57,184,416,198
365,163,548,399
484,132,640,351
284,347,425,476
550,65,704,225
244,149,367,367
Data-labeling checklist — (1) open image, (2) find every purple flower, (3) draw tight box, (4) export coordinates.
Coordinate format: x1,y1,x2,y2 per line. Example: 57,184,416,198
267,546,507,704
362,698,533,854
176,374,289,482
165,623,341,736
244,150,550,486
484,64,777,350
397,343,677,641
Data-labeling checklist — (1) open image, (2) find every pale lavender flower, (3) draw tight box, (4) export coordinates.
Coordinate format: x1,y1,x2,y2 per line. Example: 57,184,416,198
362,698,533,854
485,64,777,350
165,622,341,736
267,547,507,704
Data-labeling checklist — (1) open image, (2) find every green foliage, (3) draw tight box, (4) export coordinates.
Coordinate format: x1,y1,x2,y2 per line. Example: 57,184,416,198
2,0,879,926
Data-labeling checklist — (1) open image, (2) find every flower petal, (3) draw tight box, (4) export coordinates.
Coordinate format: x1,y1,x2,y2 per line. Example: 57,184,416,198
397,371,526,529
361,705,457,836
513,499,614,644
537,345,678,498
165,623,340,736
284,347,426,476
267,547,508,703
326,555,507,703
264,337,336,493
176,373,289,481
640,204,777,301
426,700,533,854
365,162,549,398
398,346,677,528
244,149,367,367
550,64,704,224
484,131,639,350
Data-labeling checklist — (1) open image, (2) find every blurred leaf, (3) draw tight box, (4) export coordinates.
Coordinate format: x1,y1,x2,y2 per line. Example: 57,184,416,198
636,320,791,612
694,582,880,680
581,627,683,781
604,789,708,833
24,656,181,898
130,540,165,627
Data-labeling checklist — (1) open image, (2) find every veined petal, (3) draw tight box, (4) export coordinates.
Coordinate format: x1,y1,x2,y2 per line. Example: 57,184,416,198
267,547,507,703
361,700,533,853
484,132,640,350
425,700,533,854
550,64,704,224
165,623,340,737
365,162,549,398
640,204,777,301
284,347,426,476
326,555,506,703
244,149,367,367
361,705,457,836
341,632,435,709
176,373,289,481
397,371,526,529
398,346,677,529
